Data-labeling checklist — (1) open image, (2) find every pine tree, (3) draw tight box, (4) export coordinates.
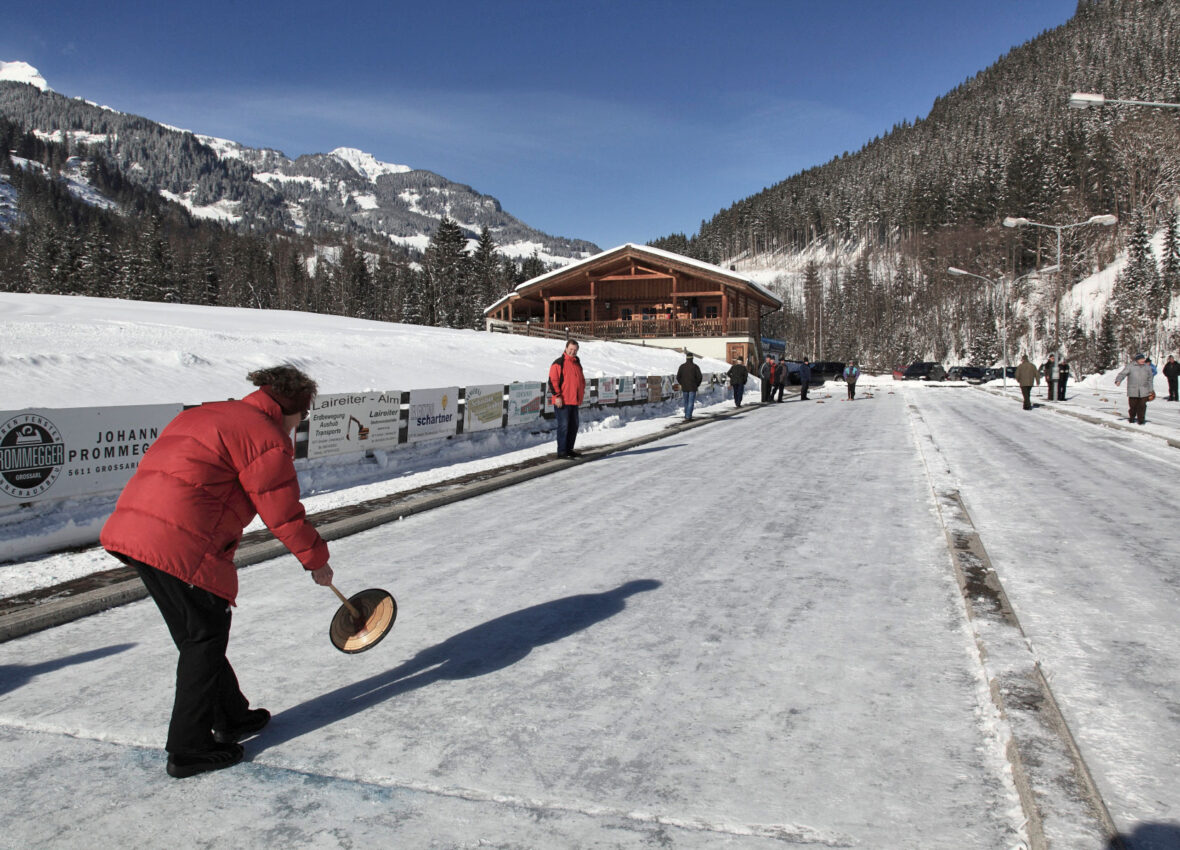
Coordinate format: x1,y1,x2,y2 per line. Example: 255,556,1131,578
334,240,372,317
1110,211,1158,352
802,261,823,357
469,227,505,330
1161,211,1180,326
422,217,470,327
1095,319,1118,371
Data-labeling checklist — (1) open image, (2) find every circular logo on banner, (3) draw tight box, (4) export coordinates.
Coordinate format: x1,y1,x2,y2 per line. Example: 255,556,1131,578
0,414,66,500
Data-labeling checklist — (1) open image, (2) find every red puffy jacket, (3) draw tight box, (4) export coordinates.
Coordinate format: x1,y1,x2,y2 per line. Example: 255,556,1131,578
548,353,586,406
100,389,329,604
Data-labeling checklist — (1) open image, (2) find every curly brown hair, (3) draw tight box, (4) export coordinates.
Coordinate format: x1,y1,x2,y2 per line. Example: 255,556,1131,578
246,365,317,415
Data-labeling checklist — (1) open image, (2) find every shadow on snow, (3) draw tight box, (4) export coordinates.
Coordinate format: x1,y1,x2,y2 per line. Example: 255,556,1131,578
255,579,661,752
0,643,136,697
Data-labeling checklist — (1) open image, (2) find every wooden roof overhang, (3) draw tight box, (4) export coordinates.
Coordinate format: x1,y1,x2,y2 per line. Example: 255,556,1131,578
485,244,782,320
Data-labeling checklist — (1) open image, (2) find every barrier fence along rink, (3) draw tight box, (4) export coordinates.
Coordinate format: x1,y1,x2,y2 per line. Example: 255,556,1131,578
0,374,724,510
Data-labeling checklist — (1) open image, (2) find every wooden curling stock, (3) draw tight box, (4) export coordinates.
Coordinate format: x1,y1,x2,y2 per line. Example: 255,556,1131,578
327,583,397,654
329,583,361,620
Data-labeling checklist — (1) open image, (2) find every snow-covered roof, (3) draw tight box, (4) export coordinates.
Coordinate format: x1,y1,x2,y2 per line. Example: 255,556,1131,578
485,243,783,314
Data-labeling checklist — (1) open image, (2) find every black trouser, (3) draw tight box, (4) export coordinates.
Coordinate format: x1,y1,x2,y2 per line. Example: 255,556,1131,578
1168,376,1178,401
1020,386,1032,409
1057,377,1068,400
773,383,784,402
133,560,249,755
1045,378,1056,399
800,383,809,401
847,381,857,400
761,380,771,403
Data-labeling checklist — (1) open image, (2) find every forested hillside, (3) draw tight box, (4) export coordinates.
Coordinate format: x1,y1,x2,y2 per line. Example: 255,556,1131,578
652,0,1180,373
0,113,555,327
0,104,559,329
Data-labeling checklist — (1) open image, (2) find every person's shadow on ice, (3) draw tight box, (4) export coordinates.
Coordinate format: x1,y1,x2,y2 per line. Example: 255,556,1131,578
256,579,660,752
0,644,135,697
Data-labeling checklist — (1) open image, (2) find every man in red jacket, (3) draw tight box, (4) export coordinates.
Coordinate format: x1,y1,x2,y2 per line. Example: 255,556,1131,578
548,339,586,458
101,365,334,778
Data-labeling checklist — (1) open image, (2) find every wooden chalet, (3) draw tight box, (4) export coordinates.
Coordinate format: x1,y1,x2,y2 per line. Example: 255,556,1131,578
484,243,782,364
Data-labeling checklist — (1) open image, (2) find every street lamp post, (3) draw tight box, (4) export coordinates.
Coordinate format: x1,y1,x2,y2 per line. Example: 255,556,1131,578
1001,214,1118,351
1069,92,1180,110
948,264,1060,390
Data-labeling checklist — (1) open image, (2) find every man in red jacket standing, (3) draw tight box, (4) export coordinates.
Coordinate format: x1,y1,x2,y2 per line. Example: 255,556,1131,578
548,339,586,458
101,365,334,778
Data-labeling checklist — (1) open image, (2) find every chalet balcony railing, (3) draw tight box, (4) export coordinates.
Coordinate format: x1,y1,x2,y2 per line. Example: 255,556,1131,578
488,316,754,340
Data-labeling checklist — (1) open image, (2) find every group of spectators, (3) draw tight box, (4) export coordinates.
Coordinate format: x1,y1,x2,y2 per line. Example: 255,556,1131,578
1014,351,1178,425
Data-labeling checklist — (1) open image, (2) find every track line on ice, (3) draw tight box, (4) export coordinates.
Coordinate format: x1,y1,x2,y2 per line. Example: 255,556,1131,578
0,721,854,846
904,393,1123,850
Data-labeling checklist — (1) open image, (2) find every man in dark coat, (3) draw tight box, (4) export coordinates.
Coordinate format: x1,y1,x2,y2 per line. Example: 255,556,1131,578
799,358,812,401
1057,359,1071,400
772,357,786,402
760,355,775,403
727,359,748,407
1042,354,1058,401
1163,354,1179,401
676,352,703,420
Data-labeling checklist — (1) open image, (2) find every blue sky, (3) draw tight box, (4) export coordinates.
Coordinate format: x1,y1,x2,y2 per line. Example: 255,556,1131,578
4,1,1078,250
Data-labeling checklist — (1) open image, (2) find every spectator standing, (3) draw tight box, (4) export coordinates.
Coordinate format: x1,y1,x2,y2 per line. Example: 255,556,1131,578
548,340,586,457
760,355,775,403
1042,354,1058,401
1163,354,1179,401
843,360,860,400
1114,353,1155,425
100,365,334,779
799,358,812,402
1015,355,1040,410
727,358,748,407
772,357,787,402
676,352,703,421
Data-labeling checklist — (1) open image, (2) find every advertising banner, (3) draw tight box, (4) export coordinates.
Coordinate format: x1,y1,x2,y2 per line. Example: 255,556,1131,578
464,384,505,433
407,387,460,443
597,376,618,405
616,376,635,403
633,376,648,403
647,376,664,403
0,403,182,507
307,391,402,459
508,382,544,427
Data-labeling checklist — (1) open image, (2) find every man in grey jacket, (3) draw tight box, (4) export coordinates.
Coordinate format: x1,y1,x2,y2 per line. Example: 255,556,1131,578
1114,353,1156,424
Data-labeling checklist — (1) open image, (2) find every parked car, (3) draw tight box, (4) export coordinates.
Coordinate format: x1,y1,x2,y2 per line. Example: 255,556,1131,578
811,361,846,383
902,361,946,381
946,365,989,383
781,360,824,386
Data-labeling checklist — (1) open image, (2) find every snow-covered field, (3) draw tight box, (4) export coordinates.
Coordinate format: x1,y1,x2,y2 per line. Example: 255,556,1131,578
1,292,1179,848
0,292,735,581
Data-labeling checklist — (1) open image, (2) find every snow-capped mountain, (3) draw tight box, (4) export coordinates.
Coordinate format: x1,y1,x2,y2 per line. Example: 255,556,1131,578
0,61,49,92
0,62,598,263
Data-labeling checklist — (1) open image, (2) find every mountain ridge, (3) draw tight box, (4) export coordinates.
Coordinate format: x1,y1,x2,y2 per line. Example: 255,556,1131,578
0,63,599,264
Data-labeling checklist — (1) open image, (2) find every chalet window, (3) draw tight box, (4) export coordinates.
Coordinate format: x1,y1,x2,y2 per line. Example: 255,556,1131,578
705,305,719,319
